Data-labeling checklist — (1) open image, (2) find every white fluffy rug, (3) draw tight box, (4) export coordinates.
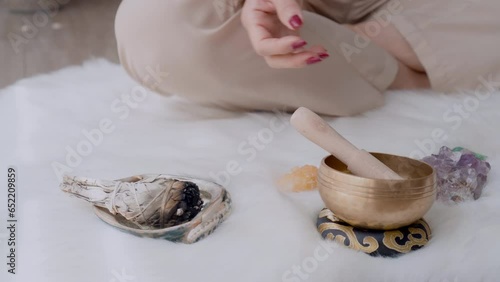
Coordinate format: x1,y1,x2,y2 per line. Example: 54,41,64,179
1,60,499,282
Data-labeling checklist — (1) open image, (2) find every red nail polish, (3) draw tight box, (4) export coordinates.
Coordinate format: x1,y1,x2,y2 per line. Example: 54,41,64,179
306,57,322,65
292,40,307,50
318,52,330,59
289,15,303,29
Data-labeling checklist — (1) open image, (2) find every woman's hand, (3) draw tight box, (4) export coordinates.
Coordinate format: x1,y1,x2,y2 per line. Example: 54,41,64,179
241,0,329,69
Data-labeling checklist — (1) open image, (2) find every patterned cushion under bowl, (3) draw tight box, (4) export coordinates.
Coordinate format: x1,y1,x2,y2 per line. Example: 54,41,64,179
317,209,431,257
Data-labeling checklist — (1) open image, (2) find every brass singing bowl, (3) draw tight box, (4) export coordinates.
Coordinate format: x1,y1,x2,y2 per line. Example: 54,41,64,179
318,153,436,230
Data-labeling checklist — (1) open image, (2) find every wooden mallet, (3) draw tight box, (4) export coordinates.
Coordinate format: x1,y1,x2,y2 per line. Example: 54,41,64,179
291,107,403,180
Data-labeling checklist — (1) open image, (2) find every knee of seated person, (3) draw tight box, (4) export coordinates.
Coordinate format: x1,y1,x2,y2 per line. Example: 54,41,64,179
115,1,238,103
114,1,201,94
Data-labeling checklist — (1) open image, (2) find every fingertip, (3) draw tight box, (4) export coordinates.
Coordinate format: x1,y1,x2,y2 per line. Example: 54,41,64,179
274,0,303,30
307,45,330,59
292,40,307,50
306,56,322,65
289,15,303,30
318,52,330,59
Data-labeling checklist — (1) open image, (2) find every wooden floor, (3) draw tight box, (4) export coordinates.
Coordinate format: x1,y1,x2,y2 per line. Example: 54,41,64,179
0,0,121,89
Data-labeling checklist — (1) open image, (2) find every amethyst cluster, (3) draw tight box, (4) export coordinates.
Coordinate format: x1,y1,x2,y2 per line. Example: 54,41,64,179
422,146,491,204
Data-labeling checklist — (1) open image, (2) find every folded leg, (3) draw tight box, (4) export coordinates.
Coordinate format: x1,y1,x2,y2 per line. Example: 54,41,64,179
115,0,399,116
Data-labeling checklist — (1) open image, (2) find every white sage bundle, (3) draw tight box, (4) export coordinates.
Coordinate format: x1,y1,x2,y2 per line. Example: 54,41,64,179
60,174,203,229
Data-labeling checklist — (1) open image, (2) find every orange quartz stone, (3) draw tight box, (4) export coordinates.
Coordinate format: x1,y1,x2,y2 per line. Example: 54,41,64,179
277,165,319,192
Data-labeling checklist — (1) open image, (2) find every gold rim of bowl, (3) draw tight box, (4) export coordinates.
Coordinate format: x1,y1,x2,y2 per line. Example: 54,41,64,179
318,172,436,191
319,153,436,187
318,178,435,194
318,184,437,199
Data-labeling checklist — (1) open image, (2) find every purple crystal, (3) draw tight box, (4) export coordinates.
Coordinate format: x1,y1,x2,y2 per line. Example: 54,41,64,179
422,146,491,204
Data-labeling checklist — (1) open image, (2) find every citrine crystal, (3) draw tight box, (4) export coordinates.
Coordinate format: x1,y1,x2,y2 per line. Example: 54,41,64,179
277,165,319,192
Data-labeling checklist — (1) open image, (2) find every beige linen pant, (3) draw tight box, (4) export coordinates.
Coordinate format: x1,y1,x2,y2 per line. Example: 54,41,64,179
115,0,398,116
374,0,500,93
115,0,500,116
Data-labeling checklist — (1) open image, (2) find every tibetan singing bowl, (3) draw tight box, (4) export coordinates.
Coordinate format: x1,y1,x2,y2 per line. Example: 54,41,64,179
318,153,436,230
